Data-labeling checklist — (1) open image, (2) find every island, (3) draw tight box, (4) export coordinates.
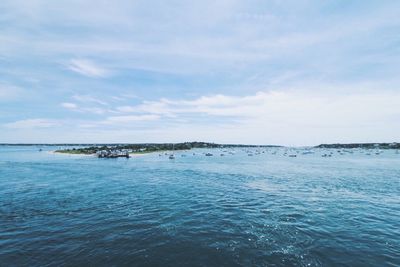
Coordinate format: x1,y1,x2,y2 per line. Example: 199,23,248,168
54,142,281,158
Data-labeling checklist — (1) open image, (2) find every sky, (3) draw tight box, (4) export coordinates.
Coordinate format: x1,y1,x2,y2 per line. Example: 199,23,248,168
1,0,400,145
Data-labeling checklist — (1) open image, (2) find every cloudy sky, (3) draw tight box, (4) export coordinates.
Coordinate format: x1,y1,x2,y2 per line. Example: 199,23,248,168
1,0,399,145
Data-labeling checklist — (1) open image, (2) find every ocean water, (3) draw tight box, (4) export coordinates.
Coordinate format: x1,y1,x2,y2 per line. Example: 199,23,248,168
0,146,399,267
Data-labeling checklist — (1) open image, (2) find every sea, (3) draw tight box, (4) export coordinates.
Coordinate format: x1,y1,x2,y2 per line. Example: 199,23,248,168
0,146,399,266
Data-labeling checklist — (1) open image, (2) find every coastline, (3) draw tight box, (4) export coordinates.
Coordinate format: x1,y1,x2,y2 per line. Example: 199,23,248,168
50,150,154,158
49,151,95,157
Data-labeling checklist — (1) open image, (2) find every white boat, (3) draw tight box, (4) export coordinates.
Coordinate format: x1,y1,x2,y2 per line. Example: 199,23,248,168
169,143,176,159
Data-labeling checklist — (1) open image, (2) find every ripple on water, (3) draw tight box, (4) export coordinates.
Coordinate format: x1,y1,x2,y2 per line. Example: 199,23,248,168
0,147,399,266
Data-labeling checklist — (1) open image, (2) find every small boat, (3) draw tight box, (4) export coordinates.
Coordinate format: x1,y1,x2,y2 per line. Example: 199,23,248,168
288,154,297,157
169,144,176,159
205,153,213,156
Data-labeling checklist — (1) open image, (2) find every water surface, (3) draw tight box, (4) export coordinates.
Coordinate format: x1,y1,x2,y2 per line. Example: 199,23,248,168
0,146,399,266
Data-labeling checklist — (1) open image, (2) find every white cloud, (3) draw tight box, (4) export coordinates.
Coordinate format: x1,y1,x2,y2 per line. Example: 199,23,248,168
117,90,399,145
2,1,400,144
118,89,400,129
116,101,175,117
0,84,24,101
115,106,136,113
85,107,110,115
60,102,108,115
72,94,108,105
60,95,112,115
61,102,77,109
53,87,400,145
66,59,109,78
4,119,60,129
103,114,160,124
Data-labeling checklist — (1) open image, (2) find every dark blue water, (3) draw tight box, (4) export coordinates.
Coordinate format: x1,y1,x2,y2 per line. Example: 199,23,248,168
1,146,399,266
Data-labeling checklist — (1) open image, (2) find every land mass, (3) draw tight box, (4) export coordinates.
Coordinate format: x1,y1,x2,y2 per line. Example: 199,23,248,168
315,142,399,149
54,142,281,157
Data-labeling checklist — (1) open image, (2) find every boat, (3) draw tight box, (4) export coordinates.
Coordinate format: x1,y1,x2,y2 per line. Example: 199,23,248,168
97,150,130,158
169,143,176,159
205,153,213,156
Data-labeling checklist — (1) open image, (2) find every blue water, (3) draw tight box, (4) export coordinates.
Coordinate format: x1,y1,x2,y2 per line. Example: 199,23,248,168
0,146,399,266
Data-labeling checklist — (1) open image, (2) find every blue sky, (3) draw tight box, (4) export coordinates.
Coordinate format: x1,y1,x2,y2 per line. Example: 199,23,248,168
1,0,400,145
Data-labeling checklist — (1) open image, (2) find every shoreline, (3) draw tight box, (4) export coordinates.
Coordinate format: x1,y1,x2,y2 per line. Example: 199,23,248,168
49,151,95,157
50,150,155,158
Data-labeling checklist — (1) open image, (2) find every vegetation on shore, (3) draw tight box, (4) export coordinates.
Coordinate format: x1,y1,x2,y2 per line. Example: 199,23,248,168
4,142,399,153
315,142,399,149
55,142,280,155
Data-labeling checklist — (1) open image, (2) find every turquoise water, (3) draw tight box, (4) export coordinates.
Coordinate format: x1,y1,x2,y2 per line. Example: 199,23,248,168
0,146,399,266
